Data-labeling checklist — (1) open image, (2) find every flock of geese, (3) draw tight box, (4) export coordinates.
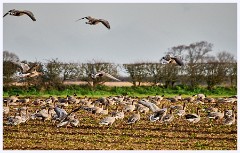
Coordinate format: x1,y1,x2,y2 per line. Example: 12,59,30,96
3,93,237,129
3,9,110,29
4,8,184,79
4,8,232,130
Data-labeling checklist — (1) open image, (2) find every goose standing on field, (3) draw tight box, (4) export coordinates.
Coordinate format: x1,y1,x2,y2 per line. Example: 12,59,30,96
149,104,167,122
6,94,19,103
113,110,125,120
138,100,167,122
111,105,125,120
137,104,150,114
76,16,110,29
203,103,219,113
224,106,235,119
57,113,79,128
32,107,55,121
207,111,224,121
127,111,140,124
90,71,121,81
99,116,116,126
53,106,68,121
162,109,174,123
3,9,36,21
7,112,22,126
176,102,186,117
197,94,206,100
185,108,201,123
223,111,236,125
183,95,196,103
3,100,10,116
123,101,136,112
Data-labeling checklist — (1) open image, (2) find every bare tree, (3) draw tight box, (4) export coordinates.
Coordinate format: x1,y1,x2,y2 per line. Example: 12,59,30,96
161,64,182,88
166,45,186,58
123,62,149,86
217,51,235,63
185,41,213,64
145,62,163,85
3,50,19,62
43,58,63,89
3,51,19,84
204,62,228,90
217,51,237,87
62,63,83,82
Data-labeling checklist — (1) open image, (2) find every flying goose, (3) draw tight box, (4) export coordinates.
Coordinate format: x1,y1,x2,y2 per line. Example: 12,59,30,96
90,71,121,81
161,54,184,66
184,107,201,123
3,9,36,21
13,61,42,78
22,71,43,78
76,16,110,29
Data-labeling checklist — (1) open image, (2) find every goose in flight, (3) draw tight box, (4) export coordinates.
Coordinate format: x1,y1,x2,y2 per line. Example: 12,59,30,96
76,16,110,29
161,54,184,66
90,71,121,81
13,61,42,78
3,9,36,21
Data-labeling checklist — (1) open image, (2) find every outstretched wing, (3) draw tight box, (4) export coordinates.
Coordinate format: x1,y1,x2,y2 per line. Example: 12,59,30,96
26,64,39,73
99,71,120,81
3,12,9,17
22,10,36,21
138,100,160,112
171,57,184,66
60,106,82,122
99,19,110,29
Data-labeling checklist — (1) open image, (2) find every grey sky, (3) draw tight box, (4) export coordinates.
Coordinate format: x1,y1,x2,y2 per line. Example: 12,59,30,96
3,3,237,64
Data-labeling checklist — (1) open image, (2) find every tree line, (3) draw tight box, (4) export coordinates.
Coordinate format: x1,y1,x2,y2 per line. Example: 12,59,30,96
3,41,237,90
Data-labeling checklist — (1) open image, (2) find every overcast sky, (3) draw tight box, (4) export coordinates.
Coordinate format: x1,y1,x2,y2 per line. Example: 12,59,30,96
3,3,237,64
